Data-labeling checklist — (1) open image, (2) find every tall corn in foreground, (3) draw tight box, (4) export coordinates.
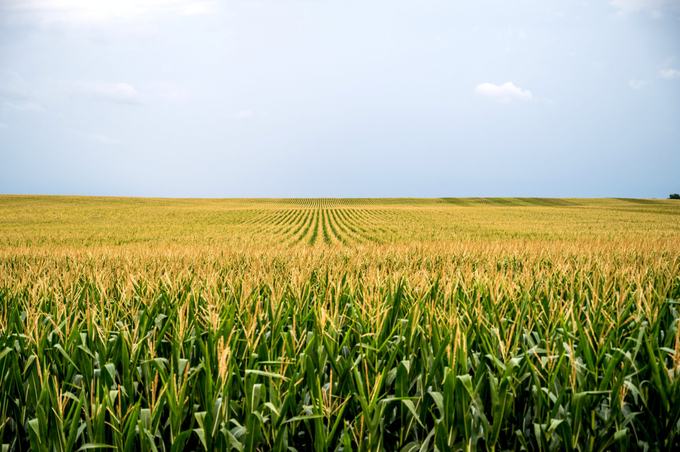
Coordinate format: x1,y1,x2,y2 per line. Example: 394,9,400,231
1,241,679,451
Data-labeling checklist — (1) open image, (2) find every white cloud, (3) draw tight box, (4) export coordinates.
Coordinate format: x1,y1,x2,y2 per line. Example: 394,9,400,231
629,79,647,89
0,123,8,129
236,110,253,119
475,82,532,102
238,2,264,8
183,2,212,14
68,81,141,105
91,134,121,144
3,101,45,112
650,9,663,17
0,0,214,24
659,68,680,79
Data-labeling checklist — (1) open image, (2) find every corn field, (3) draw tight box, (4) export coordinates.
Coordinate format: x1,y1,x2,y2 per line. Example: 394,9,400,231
1,197,680,451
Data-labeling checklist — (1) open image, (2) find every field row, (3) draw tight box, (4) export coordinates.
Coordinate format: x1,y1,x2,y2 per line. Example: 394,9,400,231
1,196,679,247
243,208,398,245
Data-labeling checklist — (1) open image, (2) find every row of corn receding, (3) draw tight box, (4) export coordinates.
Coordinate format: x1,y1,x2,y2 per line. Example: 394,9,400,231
0,246,679,451
245,207,394,246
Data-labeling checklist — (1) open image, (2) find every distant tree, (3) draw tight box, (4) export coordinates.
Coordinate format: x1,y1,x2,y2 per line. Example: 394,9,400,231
670,194,680,199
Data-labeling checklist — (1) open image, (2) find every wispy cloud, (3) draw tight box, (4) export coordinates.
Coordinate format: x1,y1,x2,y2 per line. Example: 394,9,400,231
182,2,212,15
0,122,8,129
475,82,532,102
3,101,45,112
658,57,680,80
629,79,647,89
0,71,38,100
236,110,253,120
0,71,44,113
68,81,142,105
0,0,215,24
659,68,680,79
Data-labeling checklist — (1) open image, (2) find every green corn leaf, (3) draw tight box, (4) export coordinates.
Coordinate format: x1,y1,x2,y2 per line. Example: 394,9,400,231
244,412,261,452
76,445,116,451
169,431,192,452
245,369,290,381
284,414,324,424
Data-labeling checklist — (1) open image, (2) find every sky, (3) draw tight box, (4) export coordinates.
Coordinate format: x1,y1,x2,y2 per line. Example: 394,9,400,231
0,0,679,198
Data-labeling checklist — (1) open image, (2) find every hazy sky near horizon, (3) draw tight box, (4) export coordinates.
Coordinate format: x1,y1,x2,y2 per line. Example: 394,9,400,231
1,0,679,198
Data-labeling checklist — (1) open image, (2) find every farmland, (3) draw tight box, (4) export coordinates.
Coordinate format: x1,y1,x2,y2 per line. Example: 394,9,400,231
1,196,680,451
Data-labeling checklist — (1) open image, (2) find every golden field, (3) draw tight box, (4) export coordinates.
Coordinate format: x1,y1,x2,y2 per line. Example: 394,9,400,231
0,196,679,452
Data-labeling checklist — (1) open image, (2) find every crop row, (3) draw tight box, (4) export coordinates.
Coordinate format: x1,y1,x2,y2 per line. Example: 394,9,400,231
243,208,396,246
2,197,679,248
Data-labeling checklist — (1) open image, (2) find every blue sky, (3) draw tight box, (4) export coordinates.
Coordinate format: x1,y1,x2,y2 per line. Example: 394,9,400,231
0,0,679,198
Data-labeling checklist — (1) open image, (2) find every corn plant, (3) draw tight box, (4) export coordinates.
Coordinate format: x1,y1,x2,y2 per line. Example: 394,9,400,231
0,242,679,451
